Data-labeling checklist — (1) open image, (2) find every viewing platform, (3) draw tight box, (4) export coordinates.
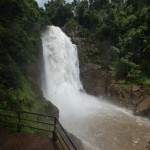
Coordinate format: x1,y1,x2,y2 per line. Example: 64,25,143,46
0,128,59,150
0,109,77,150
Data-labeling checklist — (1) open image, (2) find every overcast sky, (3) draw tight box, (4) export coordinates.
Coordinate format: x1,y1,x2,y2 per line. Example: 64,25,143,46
35,0,73,7
35,0,49,7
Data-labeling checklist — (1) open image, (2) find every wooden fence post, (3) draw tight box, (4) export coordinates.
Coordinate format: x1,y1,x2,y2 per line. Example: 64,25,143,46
17,110,22,133
53,117,57,141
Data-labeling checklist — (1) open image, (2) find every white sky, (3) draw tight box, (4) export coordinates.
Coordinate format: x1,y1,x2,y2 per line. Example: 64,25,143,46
35,0,126,7
35,0,73,7
35,0,49,7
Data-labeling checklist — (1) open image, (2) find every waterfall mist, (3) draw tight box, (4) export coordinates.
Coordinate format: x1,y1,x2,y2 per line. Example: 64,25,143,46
41,26,150,150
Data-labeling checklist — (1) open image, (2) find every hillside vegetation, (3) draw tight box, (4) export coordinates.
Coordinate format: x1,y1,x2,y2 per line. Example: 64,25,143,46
0,0,58,116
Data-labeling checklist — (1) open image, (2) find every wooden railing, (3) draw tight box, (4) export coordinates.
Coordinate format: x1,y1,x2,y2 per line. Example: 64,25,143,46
0,109,77,150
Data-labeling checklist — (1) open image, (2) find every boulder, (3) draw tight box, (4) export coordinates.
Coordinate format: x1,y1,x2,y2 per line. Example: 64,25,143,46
135,96,150,117
132,85,140,92
80,64,111,96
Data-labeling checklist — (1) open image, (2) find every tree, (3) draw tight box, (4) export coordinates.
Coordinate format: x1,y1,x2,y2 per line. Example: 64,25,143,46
44,0,73,27
75,0,89,25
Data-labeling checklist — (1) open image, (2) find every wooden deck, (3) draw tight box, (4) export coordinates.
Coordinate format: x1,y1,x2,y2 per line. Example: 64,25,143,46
0,128,59,150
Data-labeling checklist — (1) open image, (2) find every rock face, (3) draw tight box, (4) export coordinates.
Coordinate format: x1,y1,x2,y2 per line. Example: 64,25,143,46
135,96,150,117
81,64,111,96
109,84,150,112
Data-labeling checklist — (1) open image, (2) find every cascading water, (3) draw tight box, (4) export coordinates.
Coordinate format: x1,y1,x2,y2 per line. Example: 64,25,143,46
42,26,150,150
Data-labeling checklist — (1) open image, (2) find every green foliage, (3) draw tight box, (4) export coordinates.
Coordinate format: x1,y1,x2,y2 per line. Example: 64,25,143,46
68,0,150,83
65,18,78,27
110,46,120,62
0,50,22,89
75,0,89,25
116,52,142,79
0,0,58,117
44,0,73,27
137,75,150,85
0,0,42,76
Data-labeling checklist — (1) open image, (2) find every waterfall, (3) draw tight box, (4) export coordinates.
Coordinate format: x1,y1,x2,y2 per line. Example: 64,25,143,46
42,26,83,98
41,26,150,150
41,26,100,118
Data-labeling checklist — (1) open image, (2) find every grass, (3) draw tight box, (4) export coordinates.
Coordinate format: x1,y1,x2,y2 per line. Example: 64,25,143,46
17,76,58,117
137,76,150,85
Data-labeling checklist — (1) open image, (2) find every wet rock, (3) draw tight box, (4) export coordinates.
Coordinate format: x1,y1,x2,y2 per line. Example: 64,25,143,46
130,85,144,101
132,85,140,92
109,84,138,110
66,131,84,150
135,96,150,117
147,141,150,150
82,63,101,72
80,64,111,96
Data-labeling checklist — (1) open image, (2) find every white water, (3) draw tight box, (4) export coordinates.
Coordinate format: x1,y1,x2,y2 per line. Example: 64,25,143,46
42,26,150,150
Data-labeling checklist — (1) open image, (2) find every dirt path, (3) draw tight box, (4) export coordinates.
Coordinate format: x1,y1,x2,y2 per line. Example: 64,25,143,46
0,128,59,150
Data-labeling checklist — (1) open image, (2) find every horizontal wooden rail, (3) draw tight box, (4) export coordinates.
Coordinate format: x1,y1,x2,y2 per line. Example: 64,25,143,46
0,109,77,150
56,119,77,150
